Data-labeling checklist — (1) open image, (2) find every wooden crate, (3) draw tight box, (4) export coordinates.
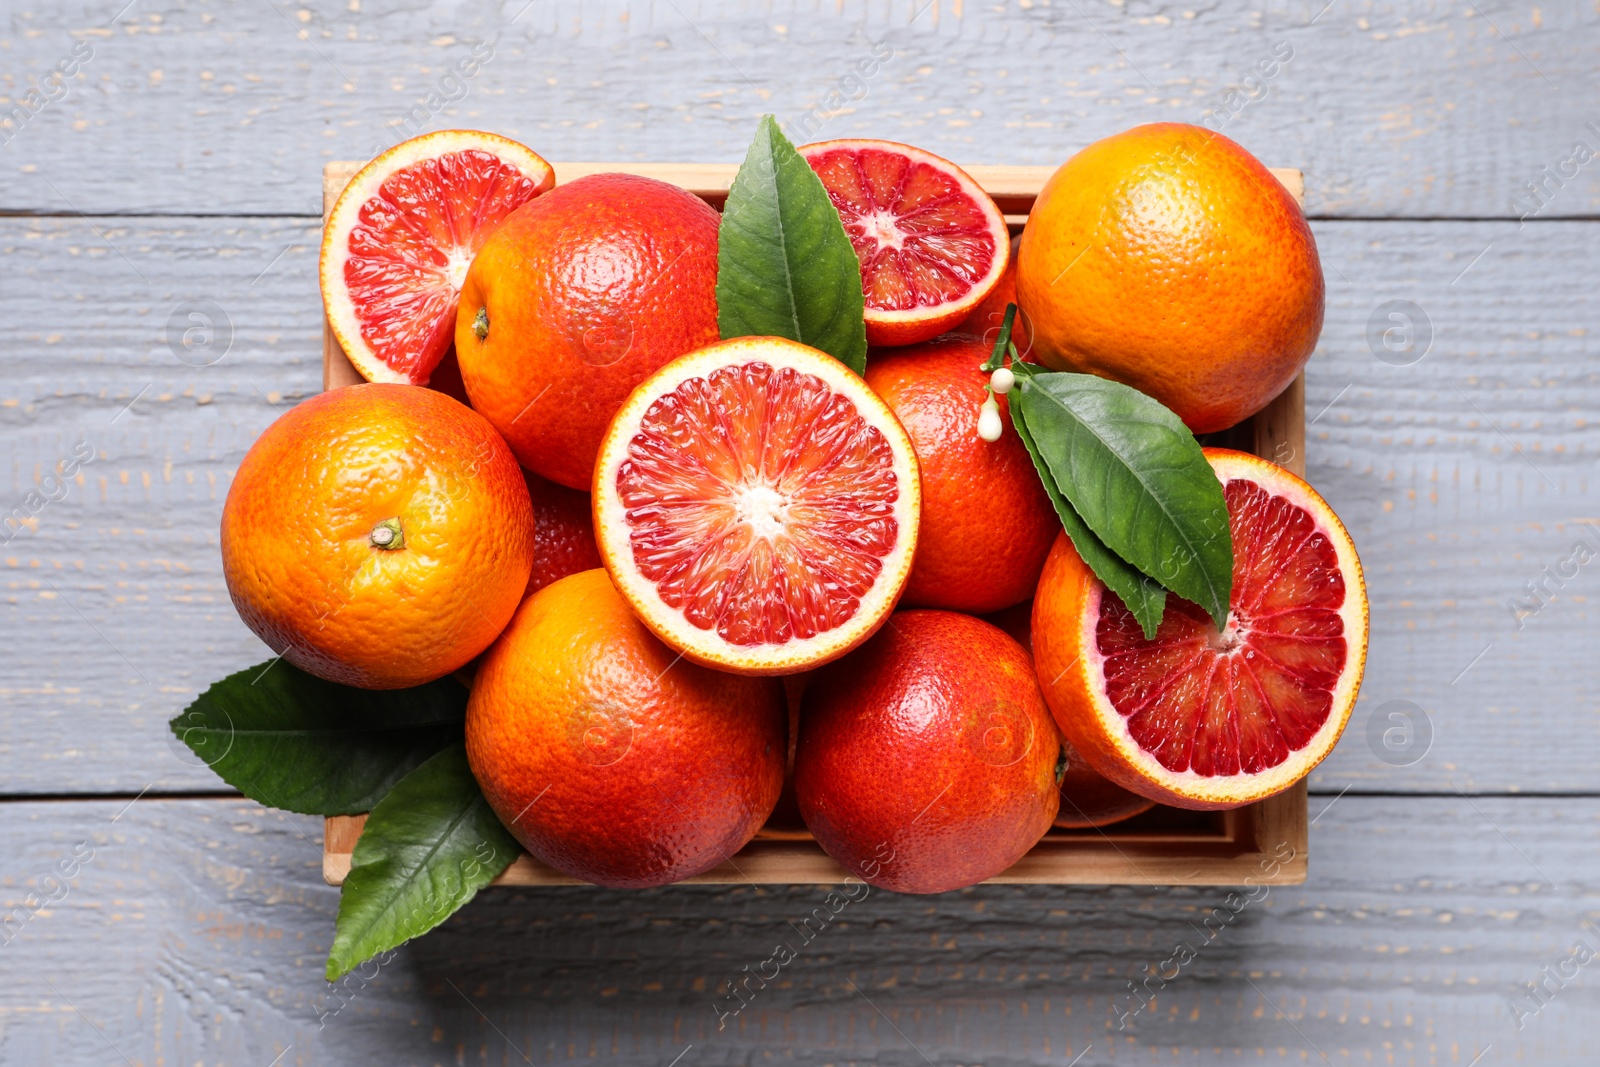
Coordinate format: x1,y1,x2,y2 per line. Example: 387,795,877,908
320,159,1310,888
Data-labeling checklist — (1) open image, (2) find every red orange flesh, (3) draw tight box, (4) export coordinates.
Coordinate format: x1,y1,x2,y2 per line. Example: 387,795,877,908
321,130,554,385
594,337,920,675
1033,449,1367,810
800,140,1009,347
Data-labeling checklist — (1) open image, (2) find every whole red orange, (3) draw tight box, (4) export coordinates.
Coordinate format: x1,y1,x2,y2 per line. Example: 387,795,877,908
455,173,721,489
521,470,602,599
864,334,1056,613
466,569,786,888
794,610,1060,893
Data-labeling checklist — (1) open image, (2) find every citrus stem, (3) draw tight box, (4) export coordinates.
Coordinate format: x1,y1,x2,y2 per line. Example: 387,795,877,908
471,306,489,341
981,303,1018,372
370,519,405,551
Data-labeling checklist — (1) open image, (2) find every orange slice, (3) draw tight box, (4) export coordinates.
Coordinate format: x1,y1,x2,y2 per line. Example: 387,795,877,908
593,337,920,675
321,130,554,385
798,139,1009,347
1033,449,1368,810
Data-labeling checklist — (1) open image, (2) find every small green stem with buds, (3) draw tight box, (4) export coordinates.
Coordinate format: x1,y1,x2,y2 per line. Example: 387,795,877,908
975,304,1036,441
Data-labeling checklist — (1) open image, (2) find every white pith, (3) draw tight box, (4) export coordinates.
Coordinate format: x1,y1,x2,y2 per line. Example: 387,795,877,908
594,337,921,675
319,130,553,385
734,483,789,542
444,247,474,292
1078,453,1368,805
865,211,907,251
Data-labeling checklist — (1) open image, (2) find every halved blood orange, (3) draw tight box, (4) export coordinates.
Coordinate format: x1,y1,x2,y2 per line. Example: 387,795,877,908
593,336,921,675
1033,449,1367,810
798,139,1009,347
321,130,554,385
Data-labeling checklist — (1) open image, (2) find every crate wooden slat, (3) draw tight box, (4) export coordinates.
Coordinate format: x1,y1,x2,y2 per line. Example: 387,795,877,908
320,159,1310,887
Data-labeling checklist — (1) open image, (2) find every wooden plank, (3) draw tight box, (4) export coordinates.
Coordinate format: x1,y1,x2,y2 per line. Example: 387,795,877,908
322,791,1303,888
1,795,1595,1064
3,2,1594,218
4,216,1597,796
322,159,1305,213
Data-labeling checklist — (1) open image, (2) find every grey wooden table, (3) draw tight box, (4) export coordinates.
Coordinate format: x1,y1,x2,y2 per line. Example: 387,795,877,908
3,1,1598,1063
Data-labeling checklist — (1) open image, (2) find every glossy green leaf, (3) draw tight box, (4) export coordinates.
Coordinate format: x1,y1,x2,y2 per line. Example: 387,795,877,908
168,660,465,815
717,114,868,374
1011,397,1168,638
326,743,519,980
1014,372,1233,628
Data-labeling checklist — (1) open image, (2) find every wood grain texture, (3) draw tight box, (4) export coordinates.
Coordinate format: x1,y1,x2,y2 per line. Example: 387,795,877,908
4,3,1596,1061
4,215,1597,795
0,1,1594,218
1298,217,1600,795
322,783,1308,889
2,795,1595,1065
320,159,1306,212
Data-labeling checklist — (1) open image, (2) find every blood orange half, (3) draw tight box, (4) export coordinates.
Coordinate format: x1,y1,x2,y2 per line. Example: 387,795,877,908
1033,449,1367,810
593,336,921,675
798,139,1009,347
321,130,554,385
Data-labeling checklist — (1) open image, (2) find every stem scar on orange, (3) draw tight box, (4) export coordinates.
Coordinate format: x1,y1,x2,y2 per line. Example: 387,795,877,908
320,130,555,386
221,384,535,690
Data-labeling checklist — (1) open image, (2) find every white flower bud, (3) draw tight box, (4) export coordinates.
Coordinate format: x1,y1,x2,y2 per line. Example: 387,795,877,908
977,398,1003,442
990,366,1015,395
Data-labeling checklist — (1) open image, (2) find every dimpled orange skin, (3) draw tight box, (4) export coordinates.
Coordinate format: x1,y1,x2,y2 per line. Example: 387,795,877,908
466,569,786,889
795,611,1060,894
221,384,534,690
864,335,1056,613
1016,123,1324,434
521,470,602,600
456,173,721,490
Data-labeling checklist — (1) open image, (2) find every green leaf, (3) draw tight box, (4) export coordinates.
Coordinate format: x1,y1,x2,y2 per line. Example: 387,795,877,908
717,114,868,374
1011,397,1168,638
326,743,518,980
168,660,466,815
1014,373,1234,628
